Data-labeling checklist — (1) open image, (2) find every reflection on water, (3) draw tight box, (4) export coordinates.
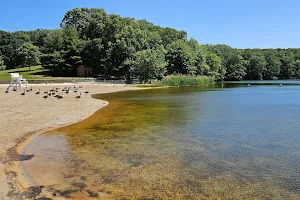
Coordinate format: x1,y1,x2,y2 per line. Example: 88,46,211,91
20,86,300,199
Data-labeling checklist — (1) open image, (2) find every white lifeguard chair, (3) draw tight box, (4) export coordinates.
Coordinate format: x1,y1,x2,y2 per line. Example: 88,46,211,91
6,73,28,91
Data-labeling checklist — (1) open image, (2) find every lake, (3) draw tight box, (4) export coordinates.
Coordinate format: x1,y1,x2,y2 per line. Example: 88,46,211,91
20,84,300,199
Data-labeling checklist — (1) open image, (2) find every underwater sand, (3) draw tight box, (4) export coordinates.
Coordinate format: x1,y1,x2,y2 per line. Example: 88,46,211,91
16,86,300,199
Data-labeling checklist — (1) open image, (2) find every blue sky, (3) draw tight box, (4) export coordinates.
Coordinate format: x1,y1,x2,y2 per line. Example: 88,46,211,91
1,0,300,48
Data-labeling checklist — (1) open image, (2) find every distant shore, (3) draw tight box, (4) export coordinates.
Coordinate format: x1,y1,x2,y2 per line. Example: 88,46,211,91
0,83,139,200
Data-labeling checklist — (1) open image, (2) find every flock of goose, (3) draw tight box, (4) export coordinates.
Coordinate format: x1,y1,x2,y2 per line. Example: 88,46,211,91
6,86,89,100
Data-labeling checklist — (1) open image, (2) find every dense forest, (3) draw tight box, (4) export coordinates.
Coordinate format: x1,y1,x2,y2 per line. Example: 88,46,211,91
1,8,300,82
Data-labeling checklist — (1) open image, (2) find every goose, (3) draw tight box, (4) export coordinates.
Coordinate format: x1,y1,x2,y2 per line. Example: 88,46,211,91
75,92,82,99
21,89,26,96
5,90,9,93
43,95,48,99
57,92,64,99
30,87,33,92
44,91,48,94
62,86,68,92
66,90,70,94
35,89,40,94
48,93,51,96
85,90,89,94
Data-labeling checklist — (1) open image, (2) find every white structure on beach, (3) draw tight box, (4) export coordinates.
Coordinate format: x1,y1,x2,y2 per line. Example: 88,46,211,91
6,73,28,91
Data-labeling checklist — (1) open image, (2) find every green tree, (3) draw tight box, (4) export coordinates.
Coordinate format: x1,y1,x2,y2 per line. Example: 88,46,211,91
225,54,246,81
264,53,281,79
205,51,224,80
206,45,247,80
113,25,155,77
0,31,31,69
17,42,40,70
81,38,106,74
159,28,187,48
247,55,267,80
61,8,109,39
294,59,300,78
188,38,206,75
27,29,51,53
44,29,64,53
279,53,295,79
3,7,300,81
62,27,82,69
40,51,64,71
129,48,167,83
166,40,196,75
0,56,6,71
61,8,93,37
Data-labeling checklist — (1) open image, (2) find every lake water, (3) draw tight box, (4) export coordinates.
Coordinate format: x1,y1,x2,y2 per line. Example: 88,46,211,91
20,85,300,199
222,79,300,85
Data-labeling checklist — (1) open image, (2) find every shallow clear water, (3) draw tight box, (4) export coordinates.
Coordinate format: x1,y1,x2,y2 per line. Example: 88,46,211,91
21,85,300,199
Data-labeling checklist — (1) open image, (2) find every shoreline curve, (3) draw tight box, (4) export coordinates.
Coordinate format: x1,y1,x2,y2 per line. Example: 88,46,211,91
0,83,140,199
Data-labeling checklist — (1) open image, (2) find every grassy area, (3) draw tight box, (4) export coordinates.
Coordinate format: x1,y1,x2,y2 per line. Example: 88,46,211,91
0,66,49,81
133,75,214,87
133,84,165,88
160,75,214,86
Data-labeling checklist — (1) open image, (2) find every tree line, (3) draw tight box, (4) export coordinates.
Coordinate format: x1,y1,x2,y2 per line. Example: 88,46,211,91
1,8,300,82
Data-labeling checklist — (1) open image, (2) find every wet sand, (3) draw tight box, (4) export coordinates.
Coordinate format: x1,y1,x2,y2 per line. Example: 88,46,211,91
0,83,138,199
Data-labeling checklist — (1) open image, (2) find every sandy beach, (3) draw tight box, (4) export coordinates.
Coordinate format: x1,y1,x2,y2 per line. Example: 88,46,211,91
0,83,138,200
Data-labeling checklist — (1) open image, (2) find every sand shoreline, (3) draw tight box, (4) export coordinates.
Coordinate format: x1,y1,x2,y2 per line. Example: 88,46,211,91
0,83,140,199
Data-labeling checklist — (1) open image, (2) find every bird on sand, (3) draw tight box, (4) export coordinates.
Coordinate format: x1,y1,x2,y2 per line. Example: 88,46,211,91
75,92,82,99
56,92,64,99
21,89,26,96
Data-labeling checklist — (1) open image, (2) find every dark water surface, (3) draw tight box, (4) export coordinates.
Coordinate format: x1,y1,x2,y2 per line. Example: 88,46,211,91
21,85,300,199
